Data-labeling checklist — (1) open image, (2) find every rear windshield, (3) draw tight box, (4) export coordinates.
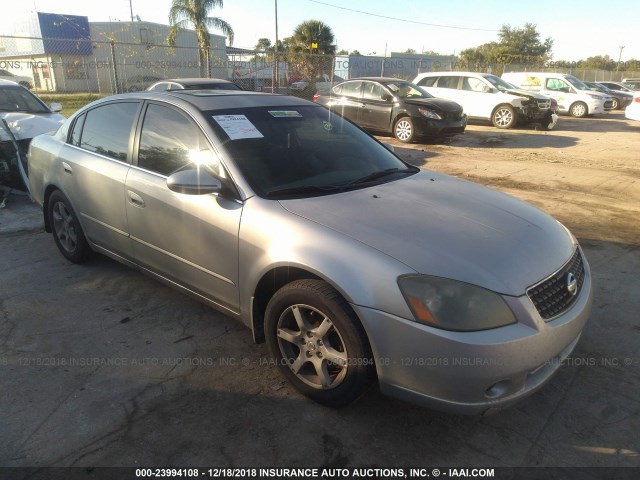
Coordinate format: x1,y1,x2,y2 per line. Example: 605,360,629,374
206,105,413,198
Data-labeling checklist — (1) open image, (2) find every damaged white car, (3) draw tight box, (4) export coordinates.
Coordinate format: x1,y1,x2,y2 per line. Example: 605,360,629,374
0,79,64,192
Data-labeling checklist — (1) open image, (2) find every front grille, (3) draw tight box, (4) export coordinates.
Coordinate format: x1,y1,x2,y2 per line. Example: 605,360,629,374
442,110,463,121
536,99,551,110
527,249,585,320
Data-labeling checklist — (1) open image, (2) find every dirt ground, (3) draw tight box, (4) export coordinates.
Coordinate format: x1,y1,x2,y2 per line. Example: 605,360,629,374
0,110,639,475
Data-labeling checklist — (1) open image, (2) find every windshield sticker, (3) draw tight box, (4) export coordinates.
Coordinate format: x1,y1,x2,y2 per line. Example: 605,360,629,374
322,121,333,132
212,115,263,140
268,110,303,118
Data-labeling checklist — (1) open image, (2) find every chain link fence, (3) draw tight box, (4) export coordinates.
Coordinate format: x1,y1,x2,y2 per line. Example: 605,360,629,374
1,35,639,96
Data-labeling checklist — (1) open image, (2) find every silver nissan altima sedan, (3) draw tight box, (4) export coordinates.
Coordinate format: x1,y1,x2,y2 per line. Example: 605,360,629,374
28,90,592,414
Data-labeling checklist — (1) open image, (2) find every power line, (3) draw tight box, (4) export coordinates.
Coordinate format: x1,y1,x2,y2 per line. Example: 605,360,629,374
307,0,499,32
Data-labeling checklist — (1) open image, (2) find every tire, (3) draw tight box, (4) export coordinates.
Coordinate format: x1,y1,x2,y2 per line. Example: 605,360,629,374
569,102,588,118
393,117,416,143
265,279,374,407
492,104,517,129
611,98,619,110
48,190,93,263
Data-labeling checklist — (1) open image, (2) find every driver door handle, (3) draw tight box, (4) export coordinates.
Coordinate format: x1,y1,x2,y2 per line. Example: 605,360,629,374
127,190,145,208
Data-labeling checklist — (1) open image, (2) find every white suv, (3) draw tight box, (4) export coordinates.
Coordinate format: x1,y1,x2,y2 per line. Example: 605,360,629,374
413,71,557,129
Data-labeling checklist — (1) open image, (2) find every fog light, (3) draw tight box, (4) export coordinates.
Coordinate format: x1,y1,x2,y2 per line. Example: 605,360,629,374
485,380,513,399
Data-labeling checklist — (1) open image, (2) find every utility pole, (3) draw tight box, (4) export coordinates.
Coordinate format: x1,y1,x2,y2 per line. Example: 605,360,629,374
273,0,279,93
129,0,134,23
616,45,625,72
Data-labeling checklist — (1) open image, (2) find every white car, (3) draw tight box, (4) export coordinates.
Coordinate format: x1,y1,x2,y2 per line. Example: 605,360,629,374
413,71,557,129
625,93,640,121
0,69,33,89
291,74,343,94
0,80,64,190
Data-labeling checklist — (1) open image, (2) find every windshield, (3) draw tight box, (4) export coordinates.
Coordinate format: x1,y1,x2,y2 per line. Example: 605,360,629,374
206,105,415,198
564,75,589,91
0,86,50,113
384,81,433,99
482,74,517,92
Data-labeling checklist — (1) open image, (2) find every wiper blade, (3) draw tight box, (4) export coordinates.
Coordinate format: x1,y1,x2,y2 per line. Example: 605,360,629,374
348,167,413,185
265,184,344,197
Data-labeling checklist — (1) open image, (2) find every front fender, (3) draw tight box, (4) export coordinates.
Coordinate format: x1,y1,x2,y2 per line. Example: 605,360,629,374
238,198,416,325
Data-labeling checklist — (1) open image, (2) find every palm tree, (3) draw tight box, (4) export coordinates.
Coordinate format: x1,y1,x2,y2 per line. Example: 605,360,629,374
168,0,234,77
285,20,336,98
289,20,336,55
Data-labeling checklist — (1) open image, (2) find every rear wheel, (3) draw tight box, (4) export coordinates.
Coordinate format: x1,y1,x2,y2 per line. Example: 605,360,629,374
48,190,92,263
265,279,374,407
569,102,588,118
611,98,619,110
394,117,416,143
492,104,517,129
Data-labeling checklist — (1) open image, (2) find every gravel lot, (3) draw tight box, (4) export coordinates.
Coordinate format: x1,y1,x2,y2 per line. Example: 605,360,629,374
1,111,639,474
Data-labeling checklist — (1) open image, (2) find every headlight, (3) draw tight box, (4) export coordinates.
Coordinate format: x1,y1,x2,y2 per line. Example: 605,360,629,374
586,93,600,99
418,107,442,120
398,275,516,331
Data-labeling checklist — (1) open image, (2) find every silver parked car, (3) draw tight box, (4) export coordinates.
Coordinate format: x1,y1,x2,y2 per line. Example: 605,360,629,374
28,90,592,414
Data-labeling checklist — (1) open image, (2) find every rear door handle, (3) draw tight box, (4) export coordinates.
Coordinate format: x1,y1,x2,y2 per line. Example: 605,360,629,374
127,190,145,208
62,162,72,174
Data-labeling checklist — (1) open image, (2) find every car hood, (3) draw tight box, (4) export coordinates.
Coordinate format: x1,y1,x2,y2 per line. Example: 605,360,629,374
0,111,65,140
403,97,462,112
503,88,549,101
280,171,575,296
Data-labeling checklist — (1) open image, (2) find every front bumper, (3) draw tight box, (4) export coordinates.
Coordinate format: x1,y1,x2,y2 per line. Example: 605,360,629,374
588,100,606,114
415,114,467,138
353,253,593,415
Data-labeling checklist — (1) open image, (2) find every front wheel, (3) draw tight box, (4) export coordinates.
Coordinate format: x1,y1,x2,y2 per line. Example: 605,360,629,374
265,279,374,407
394,117,416,143
492,105,517,129
611,98,619,110
569,102,588,118
48,190,92,263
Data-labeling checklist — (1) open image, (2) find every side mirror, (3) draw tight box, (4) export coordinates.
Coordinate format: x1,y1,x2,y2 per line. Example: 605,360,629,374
50,102,62,112
167,169,222,195
382,142,395,152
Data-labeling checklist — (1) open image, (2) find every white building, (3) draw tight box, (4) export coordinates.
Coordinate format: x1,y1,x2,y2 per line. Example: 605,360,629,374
0,12,228,93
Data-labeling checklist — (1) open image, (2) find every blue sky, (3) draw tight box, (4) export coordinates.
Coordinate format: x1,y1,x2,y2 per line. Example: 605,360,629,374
6,0,640,61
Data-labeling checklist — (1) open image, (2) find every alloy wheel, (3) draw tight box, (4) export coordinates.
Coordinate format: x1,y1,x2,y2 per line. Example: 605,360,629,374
52,201,78,254
276,304,348,390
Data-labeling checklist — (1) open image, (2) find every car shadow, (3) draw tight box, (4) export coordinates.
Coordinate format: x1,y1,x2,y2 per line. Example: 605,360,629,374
449,130,579,149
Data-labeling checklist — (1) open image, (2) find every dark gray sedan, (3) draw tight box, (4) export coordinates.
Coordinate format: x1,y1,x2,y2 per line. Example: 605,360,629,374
314,78,466,142
28,90,592,413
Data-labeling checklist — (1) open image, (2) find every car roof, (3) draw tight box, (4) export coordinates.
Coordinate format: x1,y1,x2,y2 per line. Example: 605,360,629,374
345,77,412,83
161,78,235,85
416,72,481,77
0,79,21,86
83,90,317,112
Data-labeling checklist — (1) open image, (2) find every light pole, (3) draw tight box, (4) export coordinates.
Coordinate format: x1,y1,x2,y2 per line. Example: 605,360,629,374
616,45,625,72
273,0,279,93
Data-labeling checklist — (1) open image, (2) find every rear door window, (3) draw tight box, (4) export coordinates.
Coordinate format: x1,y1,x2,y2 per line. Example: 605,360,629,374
437,76,460,89
79,102,139,162
416,76,437,87
333,81,363,98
